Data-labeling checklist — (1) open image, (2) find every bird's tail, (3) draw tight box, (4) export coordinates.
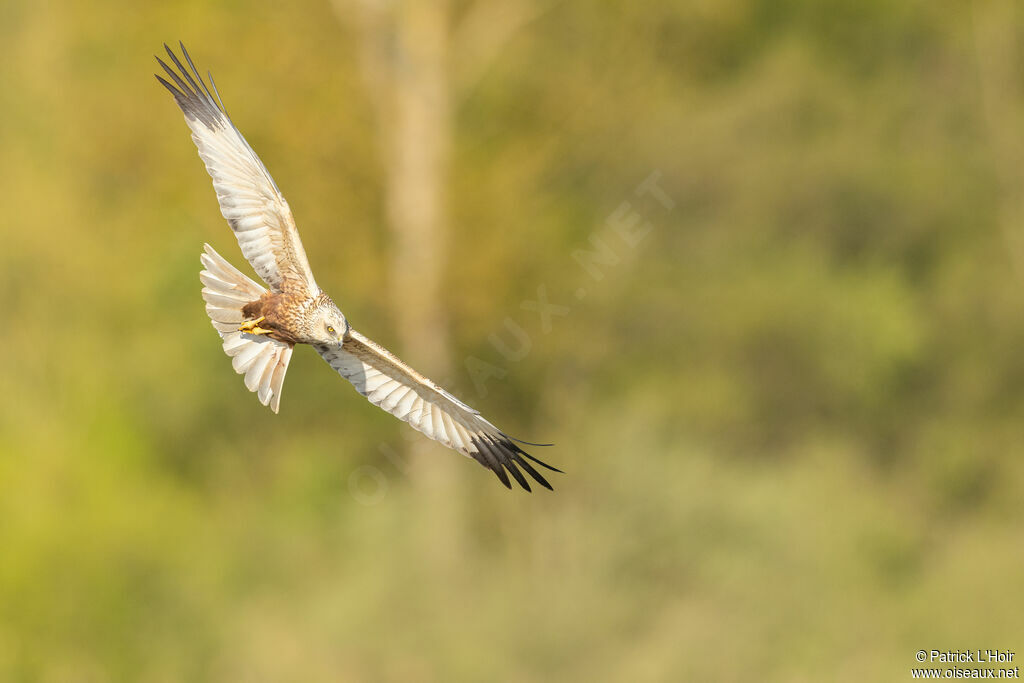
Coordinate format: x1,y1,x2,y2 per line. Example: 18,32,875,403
199,243,293,413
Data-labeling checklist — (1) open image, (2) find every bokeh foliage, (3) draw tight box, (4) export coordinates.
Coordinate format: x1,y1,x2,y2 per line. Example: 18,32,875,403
2,0,1024,680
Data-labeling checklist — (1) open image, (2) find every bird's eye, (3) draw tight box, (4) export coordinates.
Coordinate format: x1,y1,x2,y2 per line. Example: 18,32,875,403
327,325,336,335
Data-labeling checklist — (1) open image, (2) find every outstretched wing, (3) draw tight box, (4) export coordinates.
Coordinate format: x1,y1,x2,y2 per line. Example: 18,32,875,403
156,43,318,297
316,331,561,491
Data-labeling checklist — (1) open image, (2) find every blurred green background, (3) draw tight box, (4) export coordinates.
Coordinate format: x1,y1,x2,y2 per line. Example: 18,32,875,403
3,0,1024,680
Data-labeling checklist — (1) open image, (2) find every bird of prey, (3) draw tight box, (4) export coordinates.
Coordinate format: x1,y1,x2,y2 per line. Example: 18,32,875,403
156,43,560,491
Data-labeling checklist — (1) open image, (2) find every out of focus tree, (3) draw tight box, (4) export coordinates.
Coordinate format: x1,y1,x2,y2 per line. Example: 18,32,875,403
973,0,1024,274
332,0,551,573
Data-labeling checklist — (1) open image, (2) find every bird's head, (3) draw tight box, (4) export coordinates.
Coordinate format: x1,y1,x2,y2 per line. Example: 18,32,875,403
311,298,349,345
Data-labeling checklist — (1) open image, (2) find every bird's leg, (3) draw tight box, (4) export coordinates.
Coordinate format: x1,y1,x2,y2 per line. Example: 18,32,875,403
238,315,273,336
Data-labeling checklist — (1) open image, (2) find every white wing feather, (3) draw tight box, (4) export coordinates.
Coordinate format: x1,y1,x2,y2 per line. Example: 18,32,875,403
157,44,318,296
317,330,560,490
200,244,293,414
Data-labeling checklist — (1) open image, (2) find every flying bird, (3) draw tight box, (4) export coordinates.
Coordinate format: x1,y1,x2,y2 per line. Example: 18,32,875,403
156,43,560,491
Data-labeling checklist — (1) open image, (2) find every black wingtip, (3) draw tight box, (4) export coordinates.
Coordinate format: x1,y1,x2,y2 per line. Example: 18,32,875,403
511,453,552,490
494,465,513,489
468,434,561,492
501,450,533,492
155,42,228,133
507,440,564,474
505,434,556,448
521,453,564,474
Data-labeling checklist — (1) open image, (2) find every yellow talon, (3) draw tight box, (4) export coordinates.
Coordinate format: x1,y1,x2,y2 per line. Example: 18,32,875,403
238,315,273,336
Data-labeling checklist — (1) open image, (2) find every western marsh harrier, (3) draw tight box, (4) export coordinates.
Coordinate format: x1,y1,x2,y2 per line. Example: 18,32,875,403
156,43,559,491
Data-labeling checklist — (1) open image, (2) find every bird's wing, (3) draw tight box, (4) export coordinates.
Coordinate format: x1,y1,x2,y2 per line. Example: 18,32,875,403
156,43,318,296
316,330,561,490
